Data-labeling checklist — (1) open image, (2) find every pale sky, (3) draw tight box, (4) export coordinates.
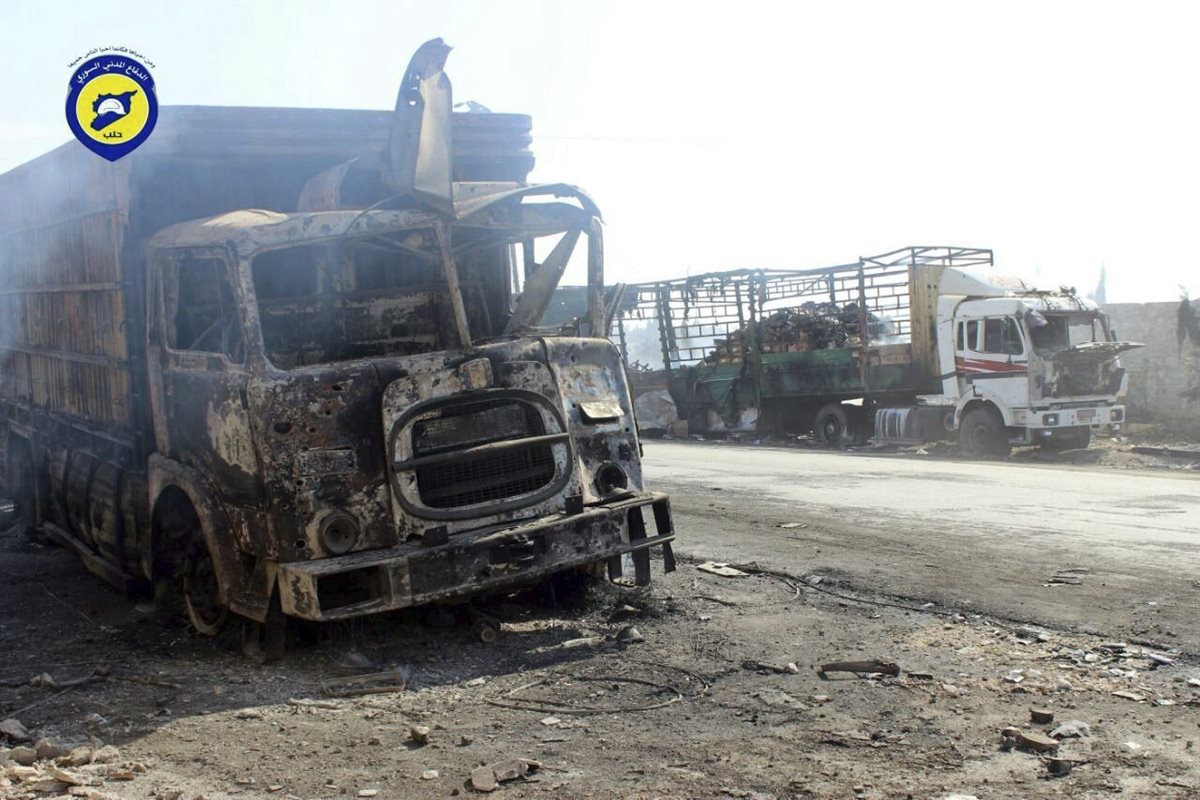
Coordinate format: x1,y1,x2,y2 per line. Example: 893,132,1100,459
3,0,1197,303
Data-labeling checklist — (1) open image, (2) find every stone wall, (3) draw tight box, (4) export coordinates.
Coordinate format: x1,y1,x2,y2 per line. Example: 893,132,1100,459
1105,301,1199,432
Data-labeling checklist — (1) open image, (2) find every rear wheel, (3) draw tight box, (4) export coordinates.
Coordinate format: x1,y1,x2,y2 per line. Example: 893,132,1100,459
814,404,859,448
958,407,1011,457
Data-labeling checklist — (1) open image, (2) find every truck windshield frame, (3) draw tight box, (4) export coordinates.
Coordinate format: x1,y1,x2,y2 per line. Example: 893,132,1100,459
1027,310,1109,354
245,210,602,370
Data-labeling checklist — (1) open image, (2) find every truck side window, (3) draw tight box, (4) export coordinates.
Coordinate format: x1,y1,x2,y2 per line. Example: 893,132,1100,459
956,321,965,351
966,320,978,351
982,317,1023,356
169,256,244,363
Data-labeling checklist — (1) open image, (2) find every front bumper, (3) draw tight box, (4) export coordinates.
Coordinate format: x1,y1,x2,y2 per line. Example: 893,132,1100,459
1014,404,1124,429
276,492,675,622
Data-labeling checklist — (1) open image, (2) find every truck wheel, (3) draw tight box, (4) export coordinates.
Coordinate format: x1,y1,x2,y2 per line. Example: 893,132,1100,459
814,404,856,448
959,407,1011,457
183,537,228,636
1041,427,1092,451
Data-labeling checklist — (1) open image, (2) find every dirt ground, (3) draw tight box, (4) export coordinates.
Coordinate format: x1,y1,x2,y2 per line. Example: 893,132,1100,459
2,515,1199,800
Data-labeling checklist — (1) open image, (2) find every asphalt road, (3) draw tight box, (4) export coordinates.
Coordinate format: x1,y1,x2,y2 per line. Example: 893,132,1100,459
643,441,1200,652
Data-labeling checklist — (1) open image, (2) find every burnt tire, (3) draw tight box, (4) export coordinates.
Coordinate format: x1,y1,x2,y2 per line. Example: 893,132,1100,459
814,404,859,448
183,536,228,636
1040,427,1092,451
958,407,1011,458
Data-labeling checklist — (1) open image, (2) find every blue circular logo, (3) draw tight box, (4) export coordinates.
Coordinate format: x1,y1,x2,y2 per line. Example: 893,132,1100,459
67,55,158,162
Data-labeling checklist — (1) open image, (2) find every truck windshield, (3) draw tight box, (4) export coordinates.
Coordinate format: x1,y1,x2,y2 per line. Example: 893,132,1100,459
250,228,510,368
1027,312,1108,353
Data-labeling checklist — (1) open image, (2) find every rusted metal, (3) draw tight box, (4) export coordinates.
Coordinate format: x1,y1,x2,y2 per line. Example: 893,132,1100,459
384,38,455,214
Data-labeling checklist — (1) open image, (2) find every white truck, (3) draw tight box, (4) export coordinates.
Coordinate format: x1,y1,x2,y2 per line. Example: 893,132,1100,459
620,246,1142,455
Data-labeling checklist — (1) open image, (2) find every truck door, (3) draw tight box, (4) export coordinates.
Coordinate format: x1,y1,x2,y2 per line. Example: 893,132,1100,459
955,316,1028,407
147,248,262,504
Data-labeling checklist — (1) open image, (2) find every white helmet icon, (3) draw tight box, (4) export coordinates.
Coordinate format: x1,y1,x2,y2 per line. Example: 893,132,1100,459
96,97,128,117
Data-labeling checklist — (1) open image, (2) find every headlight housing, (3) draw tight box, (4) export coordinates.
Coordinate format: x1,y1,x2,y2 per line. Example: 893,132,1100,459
320,513,361,555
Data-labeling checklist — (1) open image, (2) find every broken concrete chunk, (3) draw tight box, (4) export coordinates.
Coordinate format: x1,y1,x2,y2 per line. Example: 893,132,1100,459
29,673,58,690
90,745,120,764
9,745,37,765
1016,730,1060,753
1112,690,1146,702
34,738,64,761
1050,720,1091,739
470,765,499,792
0,718,31,743
63,747,94,766
43,763,94,786
420,769,438,780
409,725,431,746
470,757,542,792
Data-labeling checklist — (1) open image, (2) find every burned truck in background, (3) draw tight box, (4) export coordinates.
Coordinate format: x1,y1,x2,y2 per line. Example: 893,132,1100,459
619,246,1141,455
0,41,674,658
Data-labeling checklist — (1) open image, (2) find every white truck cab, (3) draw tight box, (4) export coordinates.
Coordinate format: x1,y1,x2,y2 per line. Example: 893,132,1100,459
930,269,1140,453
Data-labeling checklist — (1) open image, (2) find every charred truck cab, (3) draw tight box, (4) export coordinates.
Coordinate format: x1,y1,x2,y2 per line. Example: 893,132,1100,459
145,195,673,627
0,40,674,653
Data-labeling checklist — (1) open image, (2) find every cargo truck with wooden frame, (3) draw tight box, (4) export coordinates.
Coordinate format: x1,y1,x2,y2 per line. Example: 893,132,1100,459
0,41,675,659
619,246,1140,455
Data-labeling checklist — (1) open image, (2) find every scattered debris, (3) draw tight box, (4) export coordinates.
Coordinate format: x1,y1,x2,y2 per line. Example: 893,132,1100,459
1030,708,1054,724
420,769,438,780
607,605,641,623
1147,652,1176,668
0,718,31,743
1112,690,1146,703
615,626,644,644
560,636,604,649
777,522,808,529
287,697,341,710
818,660,901,678
409,725,431,746
469,758,542,792
742,660,798,675
321,670,407,698
697,562,748,578
1016,626,1050,643
1050,720,1091,739
1047,757,1073,777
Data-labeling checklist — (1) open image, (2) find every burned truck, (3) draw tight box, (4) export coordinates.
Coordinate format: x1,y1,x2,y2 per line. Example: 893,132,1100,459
0,41,674,658
620,246,1141,455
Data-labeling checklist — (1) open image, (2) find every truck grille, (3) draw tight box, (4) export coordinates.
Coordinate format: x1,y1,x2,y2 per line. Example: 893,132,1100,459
411,398,558,510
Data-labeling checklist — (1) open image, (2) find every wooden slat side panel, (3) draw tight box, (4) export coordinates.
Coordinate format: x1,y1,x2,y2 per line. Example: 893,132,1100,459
0,144,135,433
